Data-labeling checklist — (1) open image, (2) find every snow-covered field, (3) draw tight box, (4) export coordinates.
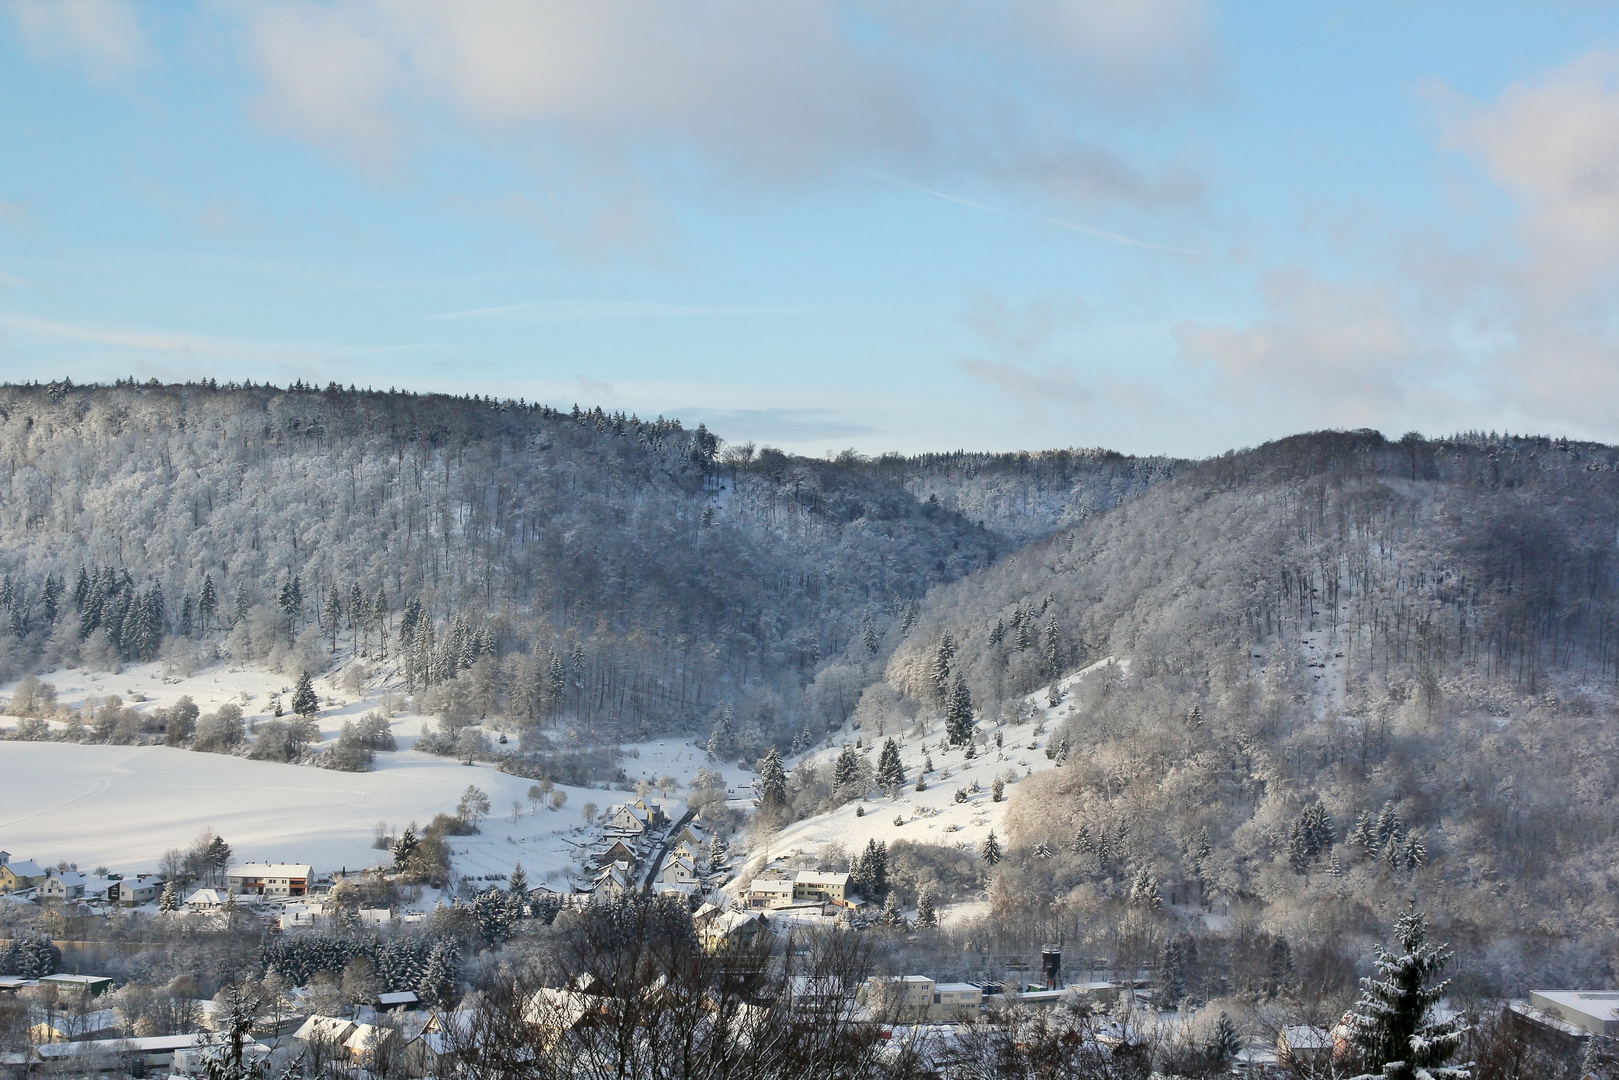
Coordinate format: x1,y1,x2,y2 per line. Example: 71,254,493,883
0,662,753,887
729,658,1121,921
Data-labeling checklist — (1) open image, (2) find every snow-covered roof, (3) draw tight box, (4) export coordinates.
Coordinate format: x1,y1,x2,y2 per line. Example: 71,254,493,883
294,1016,356,1043
2,859,44,878
47,872,85,887
794,871,849,887
231,863,312,877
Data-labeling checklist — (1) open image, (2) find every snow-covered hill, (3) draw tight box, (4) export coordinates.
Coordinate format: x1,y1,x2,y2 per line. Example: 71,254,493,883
726,657,1122,920
0,662,751,887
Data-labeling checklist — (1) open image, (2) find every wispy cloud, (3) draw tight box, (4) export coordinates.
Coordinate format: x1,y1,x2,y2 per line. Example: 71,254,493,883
428,300,822,322
0,314,437,363
867,172,1199,255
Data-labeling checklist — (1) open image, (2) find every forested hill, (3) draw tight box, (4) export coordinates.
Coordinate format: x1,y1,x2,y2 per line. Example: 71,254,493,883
876,430,1619,987
0,379,1161,747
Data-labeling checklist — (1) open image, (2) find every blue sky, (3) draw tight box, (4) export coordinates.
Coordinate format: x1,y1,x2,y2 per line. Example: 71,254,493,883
4,1,1619,457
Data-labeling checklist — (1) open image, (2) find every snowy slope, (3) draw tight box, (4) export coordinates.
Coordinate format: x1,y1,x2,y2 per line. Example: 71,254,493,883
727,657,1121,916
0,663,751,886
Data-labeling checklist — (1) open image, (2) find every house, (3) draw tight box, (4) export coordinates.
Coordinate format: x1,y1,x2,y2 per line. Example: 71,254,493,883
115,875,164,906
1277,1025,1333,1068
861,976,938,1023
590,862,632,900
359,907,393,926
792,871,849,904
930,982,984,1021
591,839,641,870
700,909,770,952
184,888,228,910
405,1010,476,1075
746,875,796,909
227,863,311,897
0,856,46,894
25,1032,255,1076
603,804,650,837
343,1023,395,1068
27,1006,119,1042
1507,991,1619,1055
39,974,113,997
280,901,329,930
658,855,699,887
293,1015,357,1048
376,991,418,1011
37,873,85,902
630,797,670,828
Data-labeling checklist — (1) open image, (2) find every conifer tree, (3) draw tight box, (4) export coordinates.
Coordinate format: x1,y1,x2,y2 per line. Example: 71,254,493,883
1208,1013,1242,1069
929,634,955,701
709,837,729,876
945,674,975,746
833,745,859,790
159,879,180,913
876,738,904,789
757,747,788,811
391,825,419,868
508,862,528,898
324,585,342,650
291,671,319,718
980,831,1002,866
1346,907,1469,1080
1129,866,1161,910
915,889,937,928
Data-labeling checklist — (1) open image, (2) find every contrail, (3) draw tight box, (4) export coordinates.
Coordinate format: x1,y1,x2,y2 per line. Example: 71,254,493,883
864,172,1199,256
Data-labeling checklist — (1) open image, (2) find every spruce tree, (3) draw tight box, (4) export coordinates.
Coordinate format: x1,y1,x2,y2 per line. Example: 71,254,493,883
945,674,975,746
757,748,788,811
291,672,319,718
833,745,859,790
1345,907,1469,1080
391,825,419,868
508,862,528,898
876,738,904,789
980,831,1002,866
159,880,180,913
1129,866,1161,910
1208,1013,1242,1069
323,586,342,650
915,889,938,928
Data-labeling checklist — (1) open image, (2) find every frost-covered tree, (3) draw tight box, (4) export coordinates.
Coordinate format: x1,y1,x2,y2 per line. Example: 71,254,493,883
980,831,1001,866
290,671,318,718
915,889,937,928
758,747,788,810
1346,908,1469,1080
876,738,904,789
944,674,974,746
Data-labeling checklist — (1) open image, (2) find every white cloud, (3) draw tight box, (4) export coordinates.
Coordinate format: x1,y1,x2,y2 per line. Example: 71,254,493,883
229,1,1212,208
5,0,149,77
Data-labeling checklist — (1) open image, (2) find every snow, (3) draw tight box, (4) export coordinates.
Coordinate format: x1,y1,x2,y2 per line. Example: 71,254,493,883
0,662,745,887
727,657,1122,917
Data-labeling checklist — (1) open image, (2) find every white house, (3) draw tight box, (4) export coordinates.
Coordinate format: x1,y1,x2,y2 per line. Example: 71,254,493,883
37,872,86,901
227,863,312,897
116,875,164,906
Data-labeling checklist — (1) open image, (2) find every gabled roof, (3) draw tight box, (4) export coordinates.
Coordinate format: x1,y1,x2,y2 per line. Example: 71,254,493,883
294,1015,357,1044
2,860,44,878
47,872,85,887
345,1023,395,1053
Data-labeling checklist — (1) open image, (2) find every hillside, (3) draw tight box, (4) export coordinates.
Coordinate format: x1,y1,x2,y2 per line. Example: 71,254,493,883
856,430,1619,991
0,380,1159,759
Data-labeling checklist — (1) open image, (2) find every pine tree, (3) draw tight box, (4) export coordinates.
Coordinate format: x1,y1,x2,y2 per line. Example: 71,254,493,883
854,839,888,896
709,837,729,876
1129,866,1161,910
391,825,419,868
371,587,389,658
232,587,250,629
1345,907,1469,1080
508,862,528,898
1043,614,1062,677
945,674,975,746
929,635,955,701
988,618,1005,646
1208,1012,1242,1069
758,747,788,810
323,585,342,650
980,831,1002,866
876,738,904,789
159,879,180,912
915,889,937,928
992,776,1004,802
879,891,907,931
862,613,882,655
707,704,735,758
417,938,461,1009
291,672,319,718
833,745,859,790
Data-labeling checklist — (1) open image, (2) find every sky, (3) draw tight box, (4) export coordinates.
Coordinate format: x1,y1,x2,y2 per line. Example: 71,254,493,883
4,2,1619,458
